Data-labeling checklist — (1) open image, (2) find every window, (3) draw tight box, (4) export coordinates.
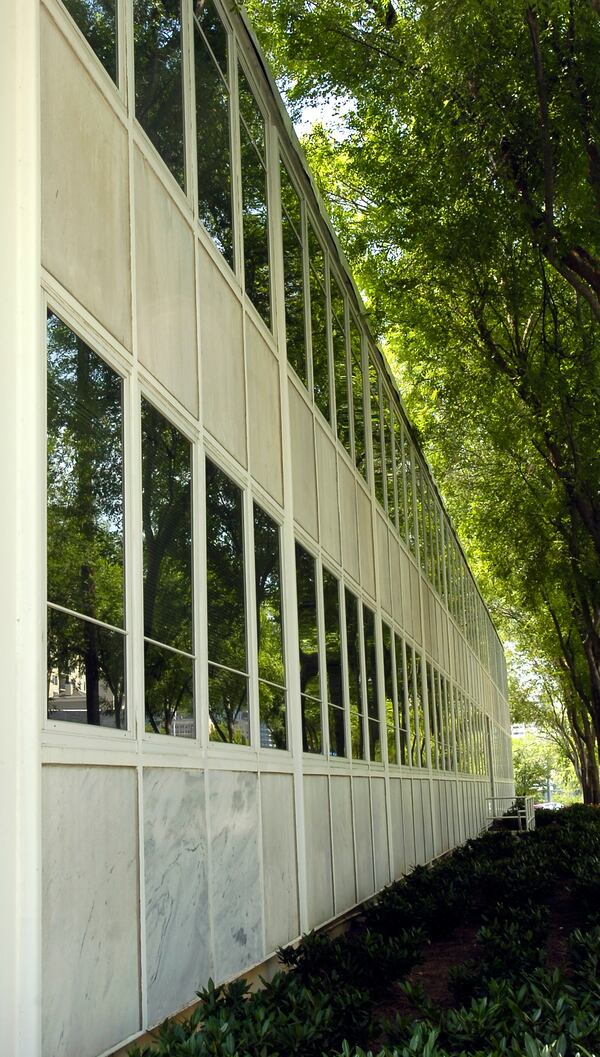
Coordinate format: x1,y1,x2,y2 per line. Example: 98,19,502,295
426,662,438,768
350,319,366,479
330,276,351,457
383,390,396,528
46,312,126,729
395,633,410,765
308,224,330,421
345,588,365,759
194,0,234,267
404,432,416,556
142,400,194,737
414,651,427,767
206,460,249,743
295,543,322,753
280,161,308,385
62,0,118,82
254,504,287,749
393,408,406,541
134,0,185,188
415,462,426,573
381,622,397,765
323,569,346,758
363,605,381,762
239,65,271,327
369,358,384,508
434,668,445,769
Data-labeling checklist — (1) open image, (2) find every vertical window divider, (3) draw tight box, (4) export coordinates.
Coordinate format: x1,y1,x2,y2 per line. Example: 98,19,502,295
344,298,355,464
324,252,335,432
117,0,129,98
127,373,144,745
315,556,328,756
243,484,260,749
375,616,387,767
302,205,314,401
389,629,401,767
229,41,244,284
357,599,369,761
338,579,351,761
183,0,198,220
193,439,208,750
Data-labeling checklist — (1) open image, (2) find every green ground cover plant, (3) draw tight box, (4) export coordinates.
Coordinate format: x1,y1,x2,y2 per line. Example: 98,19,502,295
131,806,600,1057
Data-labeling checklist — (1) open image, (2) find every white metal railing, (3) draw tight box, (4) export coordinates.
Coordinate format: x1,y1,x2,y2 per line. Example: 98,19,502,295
486,795,535,831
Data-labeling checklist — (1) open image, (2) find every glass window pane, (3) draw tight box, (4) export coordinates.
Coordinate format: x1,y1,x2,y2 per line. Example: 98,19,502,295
404,434,416,555
239,67,270,327
383,391,396,527
206,460,247,674
47,312,124,629
194,11,234,267
208,664,250,744
194,0,227,74
395,634,409,765
302,695,322,753
254,505,285,688
331,278,350,455
323,570,345,758
134,0,185,188
281,163,307,384
47,608,126,728
145,641,194,736
351,321,366,479
308,225,330,421
415,652,427,767
295,543,322,753
369,359,384,508
363,606,381,762
382,623,396,765
259,682,287,749
350,707,364,758
142,400,192,653
63,0,118,81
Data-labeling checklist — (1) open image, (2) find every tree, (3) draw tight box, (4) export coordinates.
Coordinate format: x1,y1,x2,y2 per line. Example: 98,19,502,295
245,0,600,798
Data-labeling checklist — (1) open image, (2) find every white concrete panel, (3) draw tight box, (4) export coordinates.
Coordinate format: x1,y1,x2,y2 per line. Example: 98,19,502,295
316,425,341,563
357,487,376,599
371,779,390,890
289,384,318,540
42,766,140,1057
198,245,247,465
389,779,406,879
390,540,403,626
330,776,356,913
135,149,198,416
247,320,283,503
422,780,434,862
401,780,416,869
303,775,334,928
411,780,426,865
431,781,442,858
410,564,422,644
400,550,413,638
143,769,211,1027
208,771,264,980
339,462,360,582
260,773,299,952
353,777,375,902
439,781,449,853
41,11,132,348
376,515,392,617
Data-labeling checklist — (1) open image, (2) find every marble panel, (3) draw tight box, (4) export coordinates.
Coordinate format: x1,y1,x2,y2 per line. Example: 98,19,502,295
143,768,211,1026
135,149,198,416
289,384,318,540
303,776,334,928
439,781,449,853
261,773,299,952
247,321,283,503
390,540,403,626
389,779,406,879
422,780,434,862
41,11,131,348
411,780,426,865
330,776,356,913
208,771,264,980
339,461,360,582
410,564,422,644
447,782,457,850
401,780,416,869
430,781,442,858
199,244,247,465
400,550,414,639
371,779,390,891
353,777,375,902
316,425,341,563
43,765,140,1057
376,515,392,617
357,487,376,599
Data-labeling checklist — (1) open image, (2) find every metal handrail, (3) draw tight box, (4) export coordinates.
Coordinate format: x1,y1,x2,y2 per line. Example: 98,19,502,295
486,795,535,831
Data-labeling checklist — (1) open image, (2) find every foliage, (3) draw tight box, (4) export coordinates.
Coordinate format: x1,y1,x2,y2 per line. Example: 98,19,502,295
512,732,578,800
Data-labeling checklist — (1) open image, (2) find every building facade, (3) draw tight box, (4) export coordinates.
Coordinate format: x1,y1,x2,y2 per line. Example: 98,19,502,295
1,2,513,1056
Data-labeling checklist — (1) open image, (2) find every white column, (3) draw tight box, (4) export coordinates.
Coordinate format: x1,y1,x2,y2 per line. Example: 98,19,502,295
0,1,43,1055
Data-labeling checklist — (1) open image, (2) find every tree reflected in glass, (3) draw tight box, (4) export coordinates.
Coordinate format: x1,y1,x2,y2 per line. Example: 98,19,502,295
134,0,185,188
296,543,322,753
63,0,118,81
254,504,286,749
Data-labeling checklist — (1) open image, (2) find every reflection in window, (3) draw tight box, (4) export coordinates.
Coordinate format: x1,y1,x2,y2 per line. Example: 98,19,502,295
404,433,416,556
331,277,351,456
363,606,381,762
239,66,270,327
254,504,286,749
383,390,395,526
426,663,438,768
47,312,126,728
295,543,322,753
134,0,185,188
206,460,249,743
369,359,384,508
194,0,234,267
63,0,118,82
394,413,407,542
281,161,308,385
435,668,446,769
308,224,330,422
345,589,365,759
395,633,410,765
414,651,427,767
142,400,193,736
415,462,426,573
382,623,397,765
323,569,345,758
351,321,366,479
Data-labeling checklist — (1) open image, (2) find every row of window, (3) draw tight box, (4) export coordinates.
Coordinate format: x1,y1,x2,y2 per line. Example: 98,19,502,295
59,0,505,693
46,311,495,773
